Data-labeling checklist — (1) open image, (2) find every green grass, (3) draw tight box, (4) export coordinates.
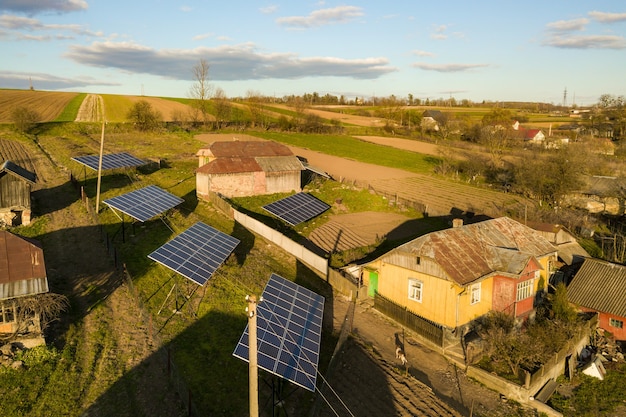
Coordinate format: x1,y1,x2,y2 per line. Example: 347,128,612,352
54,93,87,122
101,94,134,122
252,131,439,174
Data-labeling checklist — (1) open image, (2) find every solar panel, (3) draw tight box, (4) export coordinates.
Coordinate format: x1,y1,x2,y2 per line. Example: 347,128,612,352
233,273,325,392
72,152,146,171
103,185,184,222
148,222,240,286
263,193,330,226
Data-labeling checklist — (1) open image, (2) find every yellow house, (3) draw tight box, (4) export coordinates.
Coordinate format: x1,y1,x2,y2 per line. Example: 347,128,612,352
363,217,557,330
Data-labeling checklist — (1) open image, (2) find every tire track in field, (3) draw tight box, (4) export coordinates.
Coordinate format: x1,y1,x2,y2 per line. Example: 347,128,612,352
75,94,103,122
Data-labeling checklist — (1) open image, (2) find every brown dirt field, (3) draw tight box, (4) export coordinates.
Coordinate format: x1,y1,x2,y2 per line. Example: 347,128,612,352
270,104,387,127
124,96,208,122
0,90,78,122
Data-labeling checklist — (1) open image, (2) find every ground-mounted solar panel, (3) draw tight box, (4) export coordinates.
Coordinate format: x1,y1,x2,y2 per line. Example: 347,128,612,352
233,273,325,392
263,193,330,226
72,152,146,171
148,222,240,286
103,185,184,222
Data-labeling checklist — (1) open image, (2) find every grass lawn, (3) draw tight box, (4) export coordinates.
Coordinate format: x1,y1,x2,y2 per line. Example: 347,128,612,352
252,131,439,174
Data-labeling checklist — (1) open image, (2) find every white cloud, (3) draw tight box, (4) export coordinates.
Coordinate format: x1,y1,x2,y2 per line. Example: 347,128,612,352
413,62,489,72
193,33,213,41
588,11,626,23
0,13,101,37
65,41,397,81
0,70,119,90
180,6,192,13
0,0,87,15
543,34,626,49
259,5,278,14
546,18,589,32
412,50,435,57
276,5,363,28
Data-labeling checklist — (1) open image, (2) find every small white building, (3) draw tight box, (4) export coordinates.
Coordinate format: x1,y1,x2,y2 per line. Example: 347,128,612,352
195,140,303,199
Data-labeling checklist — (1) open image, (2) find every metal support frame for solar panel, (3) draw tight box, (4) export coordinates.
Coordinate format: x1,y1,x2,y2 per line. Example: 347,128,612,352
102,185,184,243
148,221,240,286
72,152,147,187
72,152,147,171
263,192,330,226
233,273,325,395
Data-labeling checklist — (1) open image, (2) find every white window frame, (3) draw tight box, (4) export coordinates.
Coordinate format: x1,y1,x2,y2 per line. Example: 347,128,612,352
609,318,624,329
470,283,481,305
516,279,534,301
408,279,423,303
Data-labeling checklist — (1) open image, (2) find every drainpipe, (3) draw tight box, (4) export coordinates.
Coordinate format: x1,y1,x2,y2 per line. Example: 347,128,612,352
455,286,467,330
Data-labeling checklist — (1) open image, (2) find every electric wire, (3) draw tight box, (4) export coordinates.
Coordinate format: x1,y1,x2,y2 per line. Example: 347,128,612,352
251,286,357,417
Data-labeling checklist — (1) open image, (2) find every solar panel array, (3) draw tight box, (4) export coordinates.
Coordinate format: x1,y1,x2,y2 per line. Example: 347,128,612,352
72,152,146,171
233,273,325,392
148,222,240,286
263,193,330,226
103,185,184,222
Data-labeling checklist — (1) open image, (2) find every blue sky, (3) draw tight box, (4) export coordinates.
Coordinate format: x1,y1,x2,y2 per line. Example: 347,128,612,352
1,1,625,105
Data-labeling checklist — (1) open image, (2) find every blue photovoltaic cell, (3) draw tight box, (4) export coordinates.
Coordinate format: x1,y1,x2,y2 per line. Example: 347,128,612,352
232,273,325,392
72,152,146,171
263,193,330,226
103,185,184,222
148,222,240,286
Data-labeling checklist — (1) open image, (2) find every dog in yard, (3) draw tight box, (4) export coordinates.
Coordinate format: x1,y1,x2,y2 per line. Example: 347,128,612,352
395,346,408,366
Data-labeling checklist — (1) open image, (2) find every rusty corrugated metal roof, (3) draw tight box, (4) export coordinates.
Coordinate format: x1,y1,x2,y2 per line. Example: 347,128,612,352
568,258,626,317
196,157,261,174
382,217,556,285
255,156,303,172
196,155,303,175
198,141,293,158
0,231,48,300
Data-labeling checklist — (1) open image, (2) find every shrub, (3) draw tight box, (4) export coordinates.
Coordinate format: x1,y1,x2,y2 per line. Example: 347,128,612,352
11,106,40,133
126,100,162,131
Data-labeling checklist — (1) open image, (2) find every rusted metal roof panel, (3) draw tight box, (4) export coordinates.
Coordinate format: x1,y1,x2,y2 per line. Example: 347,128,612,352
568,258,626,317
196,157,261,174
255,156,303,172
0,231,48,300
380,217,555,286
0,277,49,300
199,141,293,158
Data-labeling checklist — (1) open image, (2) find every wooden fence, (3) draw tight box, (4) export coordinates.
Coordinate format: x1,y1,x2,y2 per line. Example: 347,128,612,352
374,292,444,347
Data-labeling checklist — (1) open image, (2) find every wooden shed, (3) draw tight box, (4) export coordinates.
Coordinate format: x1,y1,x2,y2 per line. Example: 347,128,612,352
196,141,303,198
0,160,36,226
0,231,48,336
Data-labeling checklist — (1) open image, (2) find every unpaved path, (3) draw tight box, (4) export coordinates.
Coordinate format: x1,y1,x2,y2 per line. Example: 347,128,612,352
75,94,103,122
323,296,533,417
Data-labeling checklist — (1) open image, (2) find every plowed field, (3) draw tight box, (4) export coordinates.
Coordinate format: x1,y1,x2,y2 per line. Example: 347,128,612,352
0,138,38,173
0,90,78,122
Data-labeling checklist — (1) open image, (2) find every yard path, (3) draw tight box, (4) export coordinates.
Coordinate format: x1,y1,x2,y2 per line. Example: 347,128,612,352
30,139,186,416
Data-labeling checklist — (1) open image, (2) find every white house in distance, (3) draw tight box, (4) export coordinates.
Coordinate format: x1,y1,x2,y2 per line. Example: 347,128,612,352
195,140,303,199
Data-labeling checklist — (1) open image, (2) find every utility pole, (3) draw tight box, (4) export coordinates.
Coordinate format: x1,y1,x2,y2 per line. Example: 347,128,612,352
246,294,259,417
95,102,105,213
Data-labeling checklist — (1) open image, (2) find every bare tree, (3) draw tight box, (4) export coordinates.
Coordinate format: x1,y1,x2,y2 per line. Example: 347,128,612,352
0,293,69,341
246,90,267,128
189,59,213,125
212,87,231,129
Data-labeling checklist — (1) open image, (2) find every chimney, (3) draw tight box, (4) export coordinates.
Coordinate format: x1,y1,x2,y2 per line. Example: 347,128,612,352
452,218,464,228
